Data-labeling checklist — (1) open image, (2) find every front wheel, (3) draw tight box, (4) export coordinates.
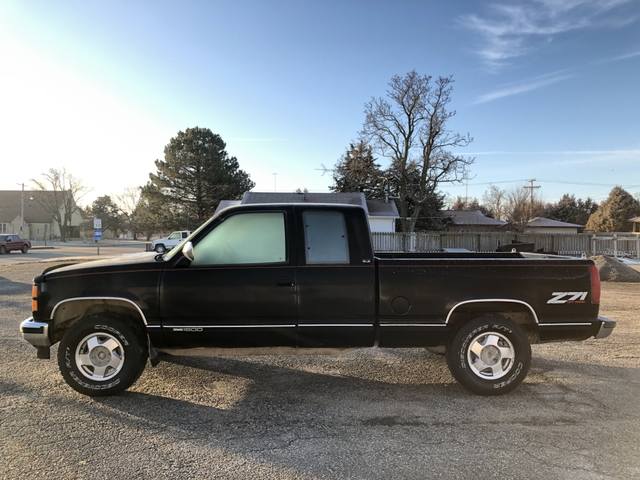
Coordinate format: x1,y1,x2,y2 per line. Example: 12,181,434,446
21,244,29,253
446,315,531,395
58,315,147,396
154,244,165,254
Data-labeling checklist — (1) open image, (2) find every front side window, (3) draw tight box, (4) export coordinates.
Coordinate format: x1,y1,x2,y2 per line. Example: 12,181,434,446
304,211,349,264
191,212,286,266
168,233,180,240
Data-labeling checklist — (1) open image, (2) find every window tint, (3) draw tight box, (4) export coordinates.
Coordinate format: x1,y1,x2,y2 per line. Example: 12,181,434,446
304,211,349,264
192,212,286,266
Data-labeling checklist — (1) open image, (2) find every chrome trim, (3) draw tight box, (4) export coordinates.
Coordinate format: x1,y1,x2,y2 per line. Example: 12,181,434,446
163,324,295,329
595,316,616,339
298,324,373,328
20,317,51,347
538,323,592,327
445,299,539,324
380,323,446,327
51,297,149,326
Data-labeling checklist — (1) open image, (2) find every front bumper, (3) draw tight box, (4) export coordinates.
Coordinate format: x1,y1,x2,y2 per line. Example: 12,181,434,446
20,317,51,347
595,316,616,339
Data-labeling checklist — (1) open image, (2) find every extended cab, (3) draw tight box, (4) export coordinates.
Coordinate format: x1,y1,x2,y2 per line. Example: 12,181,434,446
151,230,191,253
20,204,615,396
0,234,31,254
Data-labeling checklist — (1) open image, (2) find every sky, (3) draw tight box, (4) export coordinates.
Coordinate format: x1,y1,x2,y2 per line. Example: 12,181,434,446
1,0,639,208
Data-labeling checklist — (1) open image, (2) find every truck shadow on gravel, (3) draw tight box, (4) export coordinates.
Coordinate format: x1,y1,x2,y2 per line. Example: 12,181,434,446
0,276,31,296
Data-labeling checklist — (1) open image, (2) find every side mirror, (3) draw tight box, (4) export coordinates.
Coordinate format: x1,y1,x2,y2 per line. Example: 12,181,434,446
182,241,194,262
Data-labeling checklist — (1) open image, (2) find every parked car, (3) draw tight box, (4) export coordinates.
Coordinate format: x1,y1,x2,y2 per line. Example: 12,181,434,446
20,203,615,397
151,230,191,253
0,234,31,254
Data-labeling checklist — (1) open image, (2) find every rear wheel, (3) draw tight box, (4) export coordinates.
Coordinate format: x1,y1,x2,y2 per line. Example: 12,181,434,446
0,245,6,254
58,315,147,396
446,314,531,395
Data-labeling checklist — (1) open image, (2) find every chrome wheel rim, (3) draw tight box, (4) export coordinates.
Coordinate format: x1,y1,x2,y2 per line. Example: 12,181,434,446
467,332,515,380
75,332,125,381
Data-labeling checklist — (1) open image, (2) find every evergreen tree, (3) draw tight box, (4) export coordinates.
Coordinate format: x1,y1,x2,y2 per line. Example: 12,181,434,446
544,194,598,225
586,187,640,232
88,195,123,235
330,141,385,200
144,127,254,230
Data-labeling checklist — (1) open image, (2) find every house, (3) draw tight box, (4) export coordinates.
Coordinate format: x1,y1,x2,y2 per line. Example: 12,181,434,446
525,217,585,234
630,217,640,235
0,190,84,240
442,210,508,233
216,192,400,233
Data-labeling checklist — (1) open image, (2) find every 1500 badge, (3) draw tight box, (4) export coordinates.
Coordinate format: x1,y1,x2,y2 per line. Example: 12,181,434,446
547,292,588,304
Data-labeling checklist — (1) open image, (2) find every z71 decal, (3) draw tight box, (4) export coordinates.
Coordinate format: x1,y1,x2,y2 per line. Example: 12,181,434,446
547,292,588,304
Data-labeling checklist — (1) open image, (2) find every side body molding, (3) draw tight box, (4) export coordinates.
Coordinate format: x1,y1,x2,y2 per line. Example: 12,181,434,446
445,299,539,324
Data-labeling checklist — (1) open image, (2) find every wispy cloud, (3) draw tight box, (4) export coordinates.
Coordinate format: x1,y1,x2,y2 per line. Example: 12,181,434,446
598,49,640,63
473,71,573,104
460,0,635,68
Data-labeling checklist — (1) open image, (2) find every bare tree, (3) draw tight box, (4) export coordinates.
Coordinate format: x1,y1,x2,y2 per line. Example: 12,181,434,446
115,186,141,239
504,184,543,232
30,168,90,241
482,184,507,220
361,71,474,232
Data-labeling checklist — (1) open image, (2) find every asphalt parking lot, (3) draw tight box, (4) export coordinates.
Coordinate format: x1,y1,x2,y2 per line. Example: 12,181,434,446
1,260,639,479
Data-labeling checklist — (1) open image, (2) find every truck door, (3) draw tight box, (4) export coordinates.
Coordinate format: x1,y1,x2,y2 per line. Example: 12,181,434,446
159,208,297,348
295,208,376,348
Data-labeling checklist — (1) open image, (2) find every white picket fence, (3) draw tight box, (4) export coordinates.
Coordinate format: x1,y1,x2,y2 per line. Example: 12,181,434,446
371,232,640,258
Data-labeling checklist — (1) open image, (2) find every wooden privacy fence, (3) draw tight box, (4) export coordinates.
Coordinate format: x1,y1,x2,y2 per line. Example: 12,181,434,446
371,232,640,258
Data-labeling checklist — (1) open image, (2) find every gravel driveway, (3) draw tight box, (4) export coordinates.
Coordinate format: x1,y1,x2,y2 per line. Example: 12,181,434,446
1,261,639,479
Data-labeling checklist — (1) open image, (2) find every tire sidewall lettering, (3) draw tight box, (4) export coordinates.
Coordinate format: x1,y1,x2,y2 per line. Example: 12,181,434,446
446,315,531,395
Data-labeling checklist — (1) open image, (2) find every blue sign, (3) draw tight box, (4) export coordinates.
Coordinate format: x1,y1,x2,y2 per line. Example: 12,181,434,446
94,229,102,241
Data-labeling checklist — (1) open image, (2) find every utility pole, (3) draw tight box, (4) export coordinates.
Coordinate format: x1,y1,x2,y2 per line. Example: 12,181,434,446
523,179,540,203
17,183,24,236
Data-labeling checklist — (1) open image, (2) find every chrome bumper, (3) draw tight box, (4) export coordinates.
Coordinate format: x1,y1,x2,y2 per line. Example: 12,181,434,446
20,317,51,347
595,316,616,339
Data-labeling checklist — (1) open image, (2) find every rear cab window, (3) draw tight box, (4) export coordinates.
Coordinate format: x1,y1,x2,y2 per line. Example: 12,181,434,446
303,211,350,265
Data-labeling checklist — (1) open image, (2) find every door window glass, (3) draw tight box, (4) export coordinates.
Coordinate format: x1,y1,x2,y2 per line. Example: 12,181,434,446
192,212,286,266
304,212,349,264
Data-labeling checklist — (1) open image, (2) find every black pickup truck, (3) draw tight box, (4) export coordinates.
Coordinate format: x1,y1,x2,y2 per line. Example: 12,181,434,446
20,203,615,396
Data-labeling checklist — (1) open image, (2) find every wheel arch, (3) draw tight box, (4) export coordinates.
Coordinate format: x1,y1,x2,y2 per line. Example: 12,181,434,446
50,297,148,344
446,299,540,344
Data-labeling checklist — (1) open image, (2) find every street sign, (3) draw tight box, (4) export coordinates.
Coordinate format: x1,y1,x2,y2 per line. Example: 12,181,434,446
94,219,102,229
94,229,102,241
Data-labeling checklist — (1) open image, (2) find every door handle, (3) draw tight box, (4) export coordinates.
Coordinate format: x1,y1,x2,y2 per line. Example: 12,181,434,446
276,279,295,287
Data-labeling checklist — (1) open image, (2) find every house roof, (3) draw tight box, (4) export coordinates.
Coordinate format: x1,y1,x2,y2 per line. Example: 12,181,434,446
629,217,640,223
527,217,584,228
216,192,399,218
442,210,507,226
0,190,59,224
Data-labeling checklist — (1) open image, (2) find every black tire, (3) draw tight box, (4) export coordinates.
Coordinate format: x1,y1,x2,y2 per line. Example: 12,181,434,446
0,245,6,254
58,315,147,396
154,244,165,254
21,244,29,254
445,314,531,396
